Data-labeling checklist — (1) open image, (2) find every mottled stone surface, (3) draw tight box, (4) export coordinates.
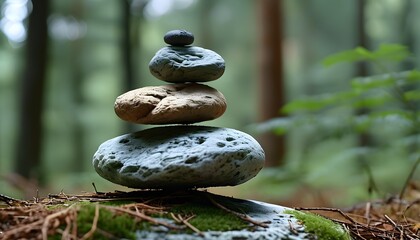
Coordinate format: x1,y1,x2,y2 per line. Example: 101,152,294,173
149,46,225,83
135,194,316,240
92,126,265,189
114,83,227,124
164,29,194,46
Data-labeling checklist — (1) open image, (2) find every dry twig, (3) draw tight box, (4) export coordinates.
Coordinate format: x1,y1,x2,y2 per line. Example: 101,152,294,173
41,205,75,240
80,204,100,240
171,213,203,236
203,192,269,228
399,157,420,200
103,205,181,230
0,194,27,206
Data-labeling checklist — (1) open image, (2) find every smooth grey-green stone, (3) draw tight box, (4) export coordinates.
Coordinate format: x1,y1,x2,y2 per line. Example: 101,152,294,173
164,29,194,46
92,126,265,189
149,46,225,83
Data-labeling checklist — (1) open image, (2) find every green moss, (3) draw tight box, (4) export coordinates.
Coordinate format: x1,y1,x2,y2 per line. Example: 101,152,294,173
285,210,351,240
74,201,250,239
171,202,249,232
50,199,250,239
76,203,142,240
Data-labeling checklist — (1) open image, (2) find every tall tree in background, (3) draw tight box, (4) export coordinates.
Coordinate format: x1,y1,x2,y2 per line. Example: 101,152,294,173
121,0,135,133
15,0,50,182
400,0,414,70
355,0,369,145
257,0,285,167
355,0,379,194
121,0,135,93
356,0,368,83
70,0,85,172
121,0,145,133
199,0,215,48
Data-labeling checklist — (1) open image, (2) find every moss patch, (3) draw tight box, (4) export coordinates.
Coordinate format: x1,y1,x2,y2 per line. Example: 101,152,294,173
74,201,249,238
76,203,142,240
285,210,351,240
171,202,249,232
4,191,265,239
48,198,250,239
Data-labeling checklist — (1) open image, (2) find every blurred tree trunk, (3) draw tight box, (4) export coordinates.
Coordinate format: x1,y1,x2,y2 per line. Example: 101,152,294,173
399,1,418,158
356,0,368,85
15,0,50,183
356,0,369,145
356,0,378,194
121,0,142,133
400,0,414,69
257,0,286,167
199,0,214,48
70,0,85,172
122,0,135,93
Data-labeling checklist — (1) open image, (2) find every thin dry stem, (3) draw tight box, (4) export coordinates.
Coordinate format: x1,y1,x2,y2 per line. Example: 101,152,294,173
203,192,269,228
41,205,75,240
80,204,100,240
172,213,203,237
104,205,181,230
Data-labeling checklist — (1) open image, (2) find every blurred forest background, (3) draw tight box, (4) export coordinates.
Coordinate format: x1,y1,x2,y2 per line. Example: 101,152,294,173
1,0,419,207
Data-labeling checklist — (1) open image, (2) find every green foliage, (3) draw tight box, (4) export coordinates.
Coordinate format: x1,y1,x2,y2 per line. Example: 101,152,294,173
281,44,418,129
281,91,359,114
285,210,351,240
323,44,410,67
257,44,420,199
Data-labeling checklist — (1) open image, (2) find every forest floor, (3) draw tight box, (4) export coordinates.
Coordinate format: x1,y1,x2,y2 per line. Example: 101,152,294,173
294,181,420,239
0,183,419,240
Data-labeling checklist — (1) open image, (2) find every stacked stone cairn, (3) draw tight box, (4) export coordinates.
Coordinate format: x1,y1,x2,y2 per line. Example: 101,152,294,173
93,30,265,189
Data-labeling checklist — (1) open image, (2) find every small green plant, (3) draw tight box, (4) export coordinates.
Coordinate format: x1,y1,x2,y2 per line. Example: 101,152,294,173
257,44,420,199
285,210,351,240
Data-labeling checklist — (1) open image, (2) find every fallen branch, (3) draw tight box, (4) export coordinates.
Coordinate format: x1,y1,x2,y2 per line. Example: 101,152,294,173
0,194,27,206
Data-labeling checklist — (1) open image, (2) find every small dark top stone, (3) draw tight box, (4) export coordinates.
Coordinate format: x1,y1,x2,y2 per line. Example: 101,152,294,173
164,30,194,46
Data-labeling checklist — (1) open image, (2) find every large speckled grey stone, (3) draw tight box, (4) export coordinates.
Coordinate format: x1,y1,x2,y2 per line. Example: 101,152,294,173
92,126,265,189
149,46,225,83
114,83,227,124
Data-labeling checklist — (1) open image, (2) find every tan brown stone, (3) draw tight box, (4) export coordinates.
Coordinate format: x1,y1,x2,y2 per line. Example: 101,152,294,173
114,83,227,124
